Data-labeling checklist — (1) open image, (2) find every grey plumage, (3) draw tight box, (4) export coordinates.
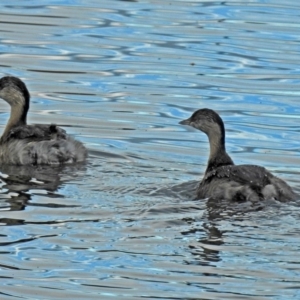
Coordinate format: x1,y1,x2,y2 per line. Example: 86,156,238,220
0,76,87,165
179,108,297,202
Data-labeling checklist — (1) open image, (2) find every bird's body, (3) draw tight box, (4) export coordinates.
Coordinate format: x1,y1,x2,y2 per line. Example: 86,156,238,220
179,108,297,202
0,76,87,165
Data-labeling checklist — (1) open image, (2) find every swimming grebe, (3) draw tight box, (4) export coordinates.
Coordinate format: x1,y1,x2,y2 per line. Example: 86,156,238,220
179,108,297,202
0,76,87,165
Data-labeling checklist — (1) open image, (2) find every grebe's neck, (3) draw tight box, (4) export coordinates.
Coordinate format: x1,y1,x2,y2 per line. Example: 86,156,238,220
205,126,234,173
0,88,29,140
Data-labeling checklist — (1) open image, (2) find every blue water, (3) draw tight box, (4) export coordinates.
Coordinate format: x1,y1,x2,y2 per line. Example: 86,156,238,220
0,0,300,299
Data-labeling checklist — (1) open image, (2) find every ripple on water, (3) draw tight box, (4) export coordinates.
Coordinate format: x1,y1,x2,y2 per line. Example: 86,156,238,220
0,0,300,299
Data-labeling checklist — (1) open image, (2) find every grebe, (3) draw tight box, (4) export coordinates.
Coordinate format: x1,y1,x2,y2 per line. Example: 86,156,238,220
179,108,297,202
0,76,87,165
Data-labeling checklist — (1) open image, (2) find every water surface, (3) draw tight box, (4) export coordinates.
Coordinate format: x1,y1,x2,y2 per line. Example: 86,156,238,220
0,0,300,299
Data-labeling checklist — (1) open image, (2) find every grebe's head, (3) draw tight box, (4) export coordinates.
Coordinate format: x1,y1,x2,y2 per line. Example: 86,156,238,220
0,76,30,109
179,108,225,139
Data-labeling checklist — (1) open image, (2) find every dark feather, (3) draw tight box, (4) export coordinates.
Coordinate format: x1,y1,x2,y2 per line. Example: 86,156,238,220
0,124,67,143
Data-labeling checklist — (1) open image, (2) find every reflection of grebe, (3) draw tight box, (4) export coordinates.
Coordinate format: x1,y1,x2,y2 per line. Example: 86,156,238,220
180,108,297,201
0,76,87,165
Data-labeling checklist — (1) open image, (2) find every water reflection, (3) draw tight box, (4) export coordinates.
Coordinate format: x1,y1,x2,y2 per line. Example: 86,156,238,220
0,163,85,224
184,222,223,264
0,164,64,193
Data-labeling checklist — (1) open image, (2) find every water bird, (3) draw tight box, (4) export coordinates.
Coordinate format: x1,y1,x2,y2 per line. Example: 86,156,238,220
0,76,87,165
179,108,297,202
